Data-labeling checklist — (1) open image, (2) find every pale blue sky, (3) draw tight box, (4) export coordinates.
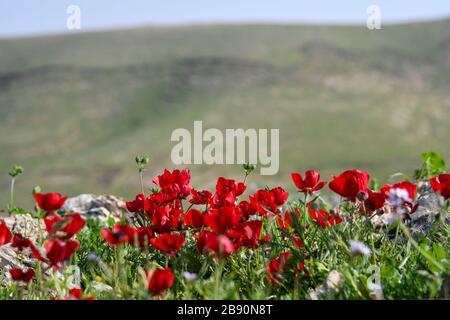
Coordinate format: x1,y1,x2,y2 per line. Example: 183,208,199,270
1,0,450,38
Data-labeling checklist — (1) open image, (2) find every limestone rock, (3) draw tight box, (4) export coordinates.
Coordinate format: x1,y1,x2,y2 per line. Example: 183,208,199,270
0,244,35,270
409,181,446,237
371,181,446,237
61,194,128,223
1,214,44,286
2,213,44,242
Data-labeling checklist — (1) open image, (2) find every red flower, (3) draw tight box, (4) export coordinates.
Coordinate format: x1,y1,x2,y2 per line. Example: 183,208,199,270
0,221,12,246
183,209,204,229
148,192,171,205
309,206,342,228
267,252,291,284
291,235,304,249
11,233,32,251
381,181,417,201
271,187,289,206
277,209,300,230
211,190,237,208
216,177,246,197
60,288,96,300
238,200,257,219
205,207,242,234
210,178,246,209
153,169,191,200
9,268,35,283
189,189,212,205
196,230,235,257
291,170,327,195
126,194,151,214
329,169,370,202
147,268,175,295
151,205,181,233
195,230,210,253
133,227,154,247
364,189,386,212
34,192,67,212
250,187,288,215
205,233,235,257
44,239,79,268
230,220,263,249
11,234,44,261
101,224,135,246
44,213,85,240
102,225,154,248
430,174,450,200
267,252,305,284
250,190,272,215
150,233,185,256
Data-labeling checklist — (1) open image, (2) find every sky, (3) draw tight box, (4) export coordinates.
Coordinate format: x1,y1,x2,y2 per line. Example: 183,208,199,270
1,0,450,38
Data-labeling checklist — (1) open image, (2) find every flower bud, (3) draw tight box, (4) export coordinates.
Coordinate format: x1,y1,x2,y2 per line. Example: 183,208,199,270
357,191,368,202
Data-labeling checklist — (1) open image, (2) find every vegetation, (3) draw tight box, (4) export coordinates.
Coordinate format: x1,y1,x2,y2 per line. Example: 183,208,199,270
0,152,449,300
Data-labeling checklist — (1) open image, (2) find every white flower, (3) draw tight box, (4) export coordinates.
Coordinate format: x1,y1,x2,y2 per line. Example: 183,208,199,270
349,240,371,257
387,188,411,209
385,187,413,223
386,211,401,225
182,271,197,282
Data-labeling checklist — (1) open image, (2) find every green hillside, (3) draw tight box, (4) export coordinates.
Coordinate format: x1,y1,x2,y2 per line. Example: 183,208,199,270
1,20,450,207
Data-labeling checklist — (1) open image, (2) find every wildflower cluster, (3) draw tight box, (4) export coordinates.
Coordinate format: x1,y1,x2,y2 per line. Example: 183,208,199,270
1,159,449,300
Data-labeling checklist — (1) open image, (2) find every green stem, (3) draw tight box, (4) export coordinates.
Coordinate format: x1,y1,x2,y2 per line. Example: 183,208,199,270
303,193,309,227
399,223,445,272
214,260,223,299
9,177,15,215
139,171,145,195
185,203,194,213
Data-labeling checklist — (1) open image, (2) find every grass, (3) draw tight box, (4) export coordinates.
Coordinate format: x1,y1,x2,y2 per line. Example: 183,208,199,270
1,155,449,300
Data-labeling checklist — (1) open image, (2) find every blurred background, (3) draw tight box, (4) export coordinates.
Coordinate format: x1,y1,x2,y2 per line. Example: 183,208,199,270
0,0,449,207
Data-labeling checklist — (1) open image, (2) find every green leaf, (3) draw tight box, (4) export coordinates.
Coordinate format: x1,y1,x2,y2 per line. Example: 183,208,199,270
421,152,446,170
369,178,379,191
415,151,447,179
8,207,31,215
107,216,115,228
432,243,446,261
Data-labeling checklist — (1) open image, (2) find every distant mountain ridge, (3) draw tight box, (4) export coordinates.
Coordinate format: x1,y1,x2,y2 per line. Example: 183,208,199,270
1,19,449,207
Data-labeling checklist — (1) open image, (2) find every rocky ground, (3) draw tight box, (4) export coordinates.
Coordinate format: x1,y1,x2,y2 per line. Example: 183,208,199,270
0,195,125,286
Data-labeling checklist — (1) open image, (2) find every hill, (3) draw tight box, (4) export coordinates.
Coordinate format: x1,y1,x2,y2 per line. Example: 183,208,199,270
1,20,450,207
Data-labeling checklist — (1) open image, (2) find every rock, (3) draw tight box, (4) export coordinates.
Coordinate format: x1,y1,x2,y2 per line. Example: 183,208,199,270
61,194,128,223
0,244,39,287
2,214,44,243
1,194,129,282
310,270,343,300
91,281,113,293
0,244,35,270
1,214,44,286
409,182,446,237
371,181,447,237
1,194,129,289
